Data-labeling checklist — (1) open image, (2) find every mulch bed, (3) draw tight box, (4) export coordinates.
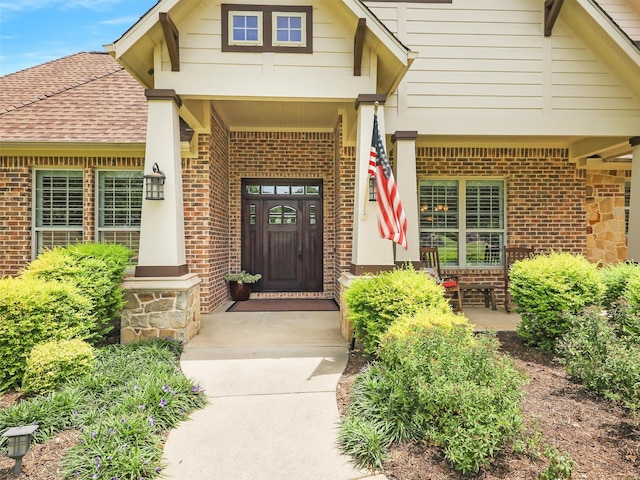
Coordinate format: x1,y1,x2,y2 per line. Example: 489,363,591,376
336,331,640,479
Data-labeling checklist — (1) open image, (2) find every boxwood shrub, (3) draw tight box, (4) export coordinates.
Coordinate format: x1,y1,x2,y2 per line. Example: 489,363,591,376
22,243,132,341
510,252,603,353
0,277,93,392
344,266,450,354
22,339,95,395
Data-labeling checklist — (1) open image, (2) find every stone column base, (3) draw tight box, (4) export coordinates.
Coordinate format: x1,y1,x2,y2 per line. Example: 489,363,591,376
120,273,202,345
338,272,359,343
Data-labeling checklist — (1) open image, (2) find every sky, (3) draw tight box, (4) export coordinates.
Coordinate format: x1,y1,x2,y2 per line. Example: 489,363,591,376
0,0,157,76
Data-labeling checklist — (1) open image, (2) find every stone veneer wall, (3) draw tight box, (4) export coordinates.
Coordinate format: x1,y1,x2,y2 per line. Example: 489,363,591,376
585,170,631,264
120,274,202,345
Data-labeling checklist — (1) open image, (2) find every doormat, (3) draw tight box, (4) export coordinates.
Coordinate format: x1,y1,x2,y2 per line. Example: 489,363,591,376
226,299,339,312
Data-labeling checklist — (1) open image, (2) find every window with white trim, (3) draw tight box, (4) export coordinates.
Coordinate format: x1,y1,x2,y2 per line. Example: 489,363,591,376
229,11,263,46
419,179,505,267
273,12,306,47
34,170,84,253
222,4,312,53
97,170,143,261
625,181,631,236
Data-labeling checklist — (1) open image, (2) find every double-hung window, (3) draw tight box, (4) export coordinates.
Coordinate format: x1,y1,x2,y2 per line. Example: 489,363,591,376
419,179,505,267
97,170,143,261
34,170,84,254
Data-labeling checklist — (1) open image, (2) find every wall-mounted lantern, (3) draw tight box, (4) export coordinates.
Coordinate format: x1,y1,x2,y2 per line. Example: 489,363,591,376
2,424,38,476
144,162,166,200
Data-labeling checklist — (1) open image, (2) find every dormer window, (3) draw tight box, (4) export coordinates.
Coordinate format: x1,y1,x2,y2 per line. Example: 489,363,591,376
222,4,312,53
230,11,263,46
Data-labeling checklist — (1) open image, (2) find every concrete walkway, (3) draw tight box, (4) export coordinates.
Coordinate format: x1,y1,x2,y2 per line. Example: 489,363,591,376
162,303,520,479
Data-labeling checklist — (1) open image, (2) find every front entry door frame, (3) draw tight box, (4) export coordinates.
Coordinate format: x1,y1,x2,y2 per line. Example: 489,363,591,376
241,178,323,292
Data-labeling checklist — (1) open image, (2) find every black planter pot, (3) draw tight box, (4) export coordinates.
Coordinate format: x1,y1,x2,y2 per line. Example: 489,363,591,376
228,281,252,301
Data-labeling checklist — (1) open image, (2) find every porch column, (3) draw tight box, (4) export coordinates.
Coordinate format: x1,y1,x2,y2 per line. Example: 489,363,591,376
393,131,420,265
629,136,640,262
350,94,395,274
136,89,188,277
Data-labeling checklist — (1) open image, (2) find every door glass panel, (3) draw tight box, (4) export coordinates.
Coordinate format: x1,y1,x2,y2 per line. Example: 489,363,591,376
247,185,260,195
306,185,320,195
269,205,297,224
262,185,275,194
292,186,305,194
276,186,290,194
309,205,316,225
250,204,256,225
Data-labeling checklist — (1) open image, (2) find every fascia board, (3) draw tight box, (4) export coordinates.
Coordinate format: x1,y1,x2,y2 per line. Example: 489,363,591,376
342,0,412,66
577,0,640,65
112,0,182,58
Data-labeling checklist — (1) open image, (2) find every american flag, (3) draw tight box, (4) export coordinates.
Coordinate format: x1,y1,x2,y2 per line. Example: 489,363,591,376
368,114,408,250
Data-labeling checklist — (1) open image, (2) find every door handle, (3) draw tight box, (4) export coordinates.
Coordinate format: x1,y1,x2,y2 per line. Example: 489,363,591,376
298,245,302,257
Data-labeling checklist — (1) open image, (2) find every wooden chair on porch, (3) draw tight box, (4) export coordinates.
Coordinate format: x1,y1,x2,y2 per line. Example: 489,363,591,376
503,246,535,313
420,246,463,311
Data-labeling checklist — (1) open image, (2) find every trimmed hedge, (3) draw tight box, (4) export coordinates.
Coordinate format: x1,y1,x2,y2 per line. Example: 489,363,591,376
600,262,640,309
510,252,603,353
22,243,132,340
344,266,451,354
22,339,95,395
0,277,93,392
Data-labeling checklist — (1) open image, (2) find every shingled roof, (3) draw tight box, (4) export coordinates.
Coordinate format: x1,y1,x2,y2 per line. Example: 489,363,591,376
0,52,148,143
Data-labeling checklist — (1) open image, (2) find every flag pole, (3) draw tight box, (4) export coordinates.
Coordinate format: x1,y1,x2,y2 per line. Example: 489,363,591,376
361,101,380,220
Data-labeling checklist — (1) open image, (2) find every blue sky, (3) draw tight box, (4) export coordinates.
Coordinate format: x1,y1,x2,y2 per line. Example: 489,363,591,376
0,0,156,76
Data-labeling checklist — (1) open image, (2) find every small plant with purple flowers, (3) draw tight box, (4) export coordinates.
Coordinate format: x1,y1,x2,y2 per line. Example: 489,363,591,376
0,338,207,479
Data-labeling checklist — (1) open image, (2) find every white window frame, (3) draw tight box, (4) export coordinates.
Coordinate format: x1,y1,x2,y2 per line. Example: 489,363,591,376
228,10,263,46
32,169,84,258
96,169,143,261
419,177,506,268
625,181,631,237
272,11,307,47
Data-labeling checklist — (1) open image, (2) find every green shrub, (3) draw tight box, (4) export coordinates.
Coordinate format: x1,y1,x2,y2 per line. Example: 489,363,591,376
625,268,640,315
344,266,450,354
22,339,95,395
23,243,132,341
0,277,93,392
557,307,640,412
510,252,603,353
339,317,527,474
600,262,639,309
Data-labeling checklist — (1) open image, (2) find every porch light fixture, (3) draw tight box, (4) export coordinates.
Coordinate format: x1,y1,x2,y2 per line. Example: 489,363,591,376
2,424,38,476
144,162,166,200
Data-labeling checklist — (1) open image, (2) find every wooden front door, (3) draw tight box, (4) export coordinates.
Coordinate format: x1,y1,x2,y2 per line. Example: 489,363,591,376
241,180,323,292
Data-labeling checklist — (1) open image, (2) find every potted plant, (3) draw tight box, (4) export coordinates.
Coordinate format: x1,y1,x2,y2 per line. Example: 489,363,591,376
223,271,262,301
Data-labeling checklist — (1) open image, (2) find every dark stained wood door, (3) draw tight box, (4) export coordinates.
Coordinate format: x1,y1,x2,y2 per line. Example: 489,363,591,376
241,180,323,292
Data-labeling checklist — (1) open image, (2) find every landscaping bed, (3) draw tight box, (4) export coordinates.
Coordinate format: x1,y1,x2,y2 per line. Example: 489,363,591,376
336,331,640,479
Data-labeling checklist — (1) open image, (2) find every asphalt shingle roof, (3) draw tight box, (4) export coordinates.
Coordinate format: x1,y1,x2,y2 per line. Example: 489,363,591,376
0,52,148,144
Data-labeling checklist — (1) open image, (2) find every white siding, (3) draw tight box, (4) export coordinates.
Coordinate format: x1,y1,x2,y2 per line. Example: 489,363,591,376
597,0,640,41
366,0,640,123
155,0,370,97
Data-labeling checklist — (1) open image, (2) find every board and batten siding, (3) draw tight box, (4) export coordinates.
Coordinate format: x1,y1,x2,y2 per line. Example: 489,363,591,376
366,0,640,132
597,0,640,41
155,1,371,97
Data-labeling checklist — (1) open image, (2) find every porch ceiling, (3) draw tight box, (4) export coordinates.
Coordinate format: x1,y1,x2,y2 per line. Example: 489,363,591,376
211,99,355,132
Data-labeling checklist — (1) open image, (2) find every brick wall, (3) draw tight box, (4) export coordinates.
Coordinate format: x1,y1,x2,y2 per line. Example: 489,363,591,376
585,169,630,264
416,147,586,301
0,156,144,276
228,130,337,299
